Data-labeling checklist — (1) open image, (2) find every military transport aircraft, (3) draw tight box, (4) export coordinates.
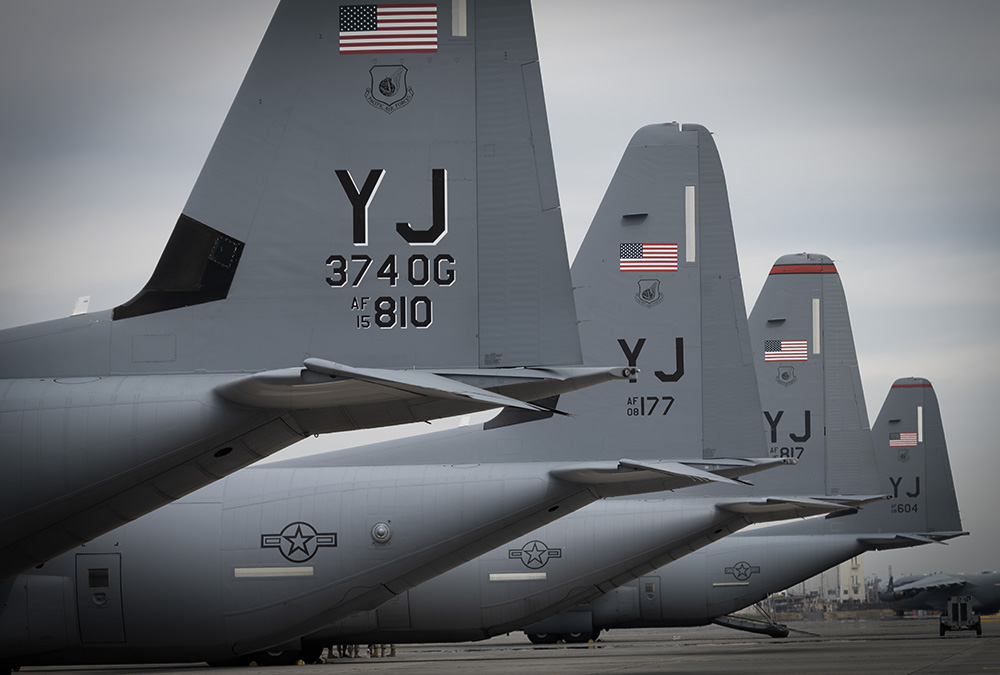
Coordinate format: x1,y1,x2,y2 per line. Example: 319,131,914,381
0,124,881,670
0,0,630,581
882,571,1000,618
548,375,966,641
300,253,916,646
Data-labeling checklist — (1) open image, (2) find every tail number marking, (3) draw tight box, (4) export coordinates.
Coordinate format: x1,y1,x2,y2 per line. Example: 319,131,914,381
764,410,811,458
889,476,921,512
626,396,674,417
326,254,455,288
616,337,685,383
349,296,432,329
329,254,453,330
337,168,448,246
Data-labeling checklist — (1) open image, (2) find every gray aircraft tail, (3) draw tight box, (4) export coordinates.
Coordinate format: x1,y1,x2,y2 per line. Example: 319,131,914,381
0,0,581,379
568,123,764,460
747,253,881,496
857,377,965,545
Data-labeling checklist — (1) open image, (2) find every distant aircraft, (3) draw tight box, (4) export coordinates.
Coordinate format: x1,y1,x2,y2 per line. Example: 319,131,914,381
0,121,813,670
881,571,1000,618
300,252,918,646
0,0,628,580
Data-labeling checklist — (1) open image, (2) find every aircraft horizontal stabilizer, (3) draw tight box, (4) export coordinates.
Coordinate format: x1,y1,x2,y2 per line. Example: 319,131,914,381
215,359,632,414
858,531,969,549
550,457,792,491
717,494,889,521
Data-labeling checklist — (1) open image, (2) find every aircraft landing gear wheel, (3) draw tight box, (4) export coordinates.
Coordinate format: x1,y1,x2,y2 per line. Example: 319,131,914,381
939,624,947,637
247,649,303,666
562,632,590,644
526,633,559,644
976,621,983,636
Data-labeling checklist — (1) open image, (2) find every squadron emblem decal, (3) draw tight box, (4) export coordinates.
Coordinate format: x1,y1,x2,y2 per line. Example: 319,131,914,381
776,366,797,386
635,279,663,308
366,65,414,114
724,561,761,581
509,540,562,569
261,522,338,563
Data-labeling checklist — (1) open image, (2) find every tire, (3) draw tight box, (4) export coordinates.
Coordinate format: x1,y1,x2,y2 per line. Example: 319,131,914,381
247,649,303,666
939,624,947,637
976,621,983,636
526,633,559,645
562,632,590,644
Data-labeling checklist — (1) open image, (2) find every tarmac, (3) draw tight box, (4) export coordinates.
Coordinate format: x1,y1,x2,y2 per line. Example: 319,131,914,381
19,616,1000,675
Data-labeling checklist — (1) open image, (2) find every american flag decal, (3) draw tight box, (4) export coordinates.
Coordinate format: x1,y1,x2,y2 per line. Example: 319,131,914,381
619,243,678,272
340,4,438,54
763,339,808,362
889,432,918,447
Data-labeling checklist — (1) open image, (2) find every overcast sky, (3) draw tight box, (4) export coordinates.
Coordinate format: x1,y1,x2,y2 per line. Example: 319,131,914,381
1,0,997,583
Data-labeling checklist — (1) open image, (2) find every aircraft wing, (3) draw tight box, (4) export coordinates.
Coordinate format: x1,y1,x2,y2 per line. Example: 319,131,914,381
216,359,633,416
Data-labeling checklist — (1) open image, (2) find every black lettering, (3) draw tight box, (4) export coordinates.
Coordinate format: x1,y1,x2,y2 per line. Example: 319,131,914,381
889,476,903,499
325,255,347,287
350,254,372,286
377,255,399,286
397,168,447,245
790,410,811,443
336,169,385,246
906,477,921,499
408,254,429,286
375,297,396,328
617,338,646,368
434,254,455,285
655,337,685,382
661,396,675,415
645,396,658,415
763,410,784,444
411,297,432,328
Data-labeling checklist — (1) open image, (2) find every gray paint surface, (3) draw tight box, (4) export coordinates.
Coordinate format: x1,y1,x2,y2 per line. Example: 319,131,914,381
0,0,599,580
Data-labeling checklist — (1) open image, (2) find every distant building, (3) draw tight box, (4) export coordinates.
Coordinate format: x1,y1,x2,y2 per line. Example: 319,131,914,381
839,555,864,601
789,554,865,602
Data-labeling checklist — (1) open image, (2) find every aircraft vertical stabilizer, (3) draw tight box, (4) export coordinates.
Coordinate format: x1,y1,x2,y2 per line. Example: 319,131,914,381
98,0,576,372
571,123,763,460
748,253,880,496
862,377,964,539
